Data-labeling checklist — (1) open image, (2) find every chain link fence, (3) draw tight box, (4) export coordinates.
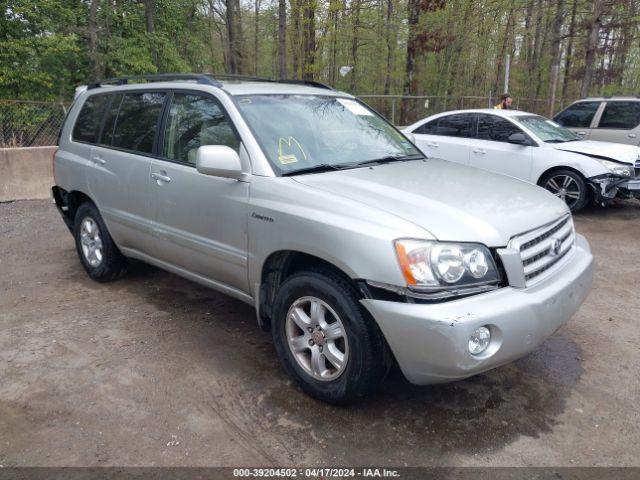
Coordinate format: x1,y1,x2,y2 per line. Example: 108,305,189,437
0,95,573,148
0,100,69,148
357,95,572,126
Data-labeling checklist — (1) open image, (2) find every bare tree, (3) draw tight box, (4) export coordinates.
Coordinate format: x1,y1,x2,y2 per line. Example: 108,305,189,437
301,0,316,80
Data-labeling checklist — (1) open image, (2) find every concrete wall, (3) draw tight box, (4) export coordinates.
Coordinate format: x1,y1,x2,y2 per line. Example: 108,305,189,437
0,147,56,202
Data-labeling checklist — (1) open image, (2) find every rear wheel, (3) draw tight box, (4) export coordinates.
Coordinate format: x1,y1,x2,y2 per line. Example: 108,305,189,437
540,169,589,212
73,202,127,282
271,270,388,404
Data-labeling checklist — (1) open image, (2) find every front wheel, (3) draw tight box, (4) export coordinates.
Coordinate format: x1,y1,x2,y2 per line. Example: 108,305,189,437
271,270,388,404
540,169,589,212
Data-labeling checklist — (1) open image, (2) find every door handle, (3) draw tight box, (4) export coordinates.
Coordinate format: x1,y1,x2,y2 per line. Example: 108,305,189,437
576,131,586,136
628,133,637,138
472,148,486,154
426,142,439,148
151,172,172,183
91,155,105,165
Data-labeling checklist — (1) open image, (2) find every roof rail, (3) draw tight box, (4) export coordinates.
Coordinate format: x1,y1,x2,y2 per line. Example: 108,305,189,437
86,72,335,91
210,74,335,91
87,73,222,90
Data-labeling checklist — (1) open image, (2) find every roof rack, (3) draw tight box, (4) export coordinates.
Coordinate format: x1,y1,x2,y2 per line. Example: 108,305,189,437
87,73,222,90
86,72,335,91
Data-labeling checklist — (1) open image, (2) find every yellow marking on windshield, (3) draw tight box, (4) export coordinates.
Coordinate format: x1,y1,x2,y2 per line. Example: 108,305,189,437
278,136,308,164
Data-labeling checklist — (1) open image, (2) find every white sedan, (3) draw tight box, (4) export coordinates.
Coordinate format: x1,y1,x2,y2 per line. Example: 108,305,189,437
404,109,640,211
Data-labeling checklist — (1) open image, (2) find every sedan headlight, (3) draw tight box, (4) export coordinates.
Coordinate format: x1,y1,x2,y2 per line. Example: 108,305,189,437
598,159,634,177
394,239,500,290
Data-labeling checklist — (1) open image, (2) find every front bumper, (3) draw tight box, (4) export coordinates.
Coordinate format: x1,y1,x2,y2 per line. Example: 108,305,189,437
590,174,640,202
361,234,593,385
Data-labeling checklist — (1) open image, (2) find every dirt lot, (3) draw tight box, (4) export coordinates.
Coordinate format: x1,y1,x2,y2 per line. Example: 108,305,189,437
0,199,639,467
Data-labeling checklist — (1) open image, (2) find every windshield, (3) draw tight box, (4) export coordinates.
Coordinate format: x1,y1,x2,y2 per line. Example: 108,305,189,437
515,115,581,143
234,94,421,174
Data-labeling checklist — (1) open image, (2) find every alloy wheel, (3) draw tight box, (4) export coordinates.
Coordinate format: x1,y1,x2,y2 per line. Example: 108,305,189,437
79,217,103,267
544,174,582,210
285,296,349,381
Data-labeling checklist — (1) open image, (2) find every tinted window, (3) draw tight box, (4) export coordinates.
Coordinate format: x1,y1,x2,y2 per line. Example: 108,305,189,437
413,119,438,135
72,95,109,143
554,102,600,128
433,113,476,137
99,94,123,146
112,92,166,154
163,93,240,165
477,114,523,142
598,102,640,129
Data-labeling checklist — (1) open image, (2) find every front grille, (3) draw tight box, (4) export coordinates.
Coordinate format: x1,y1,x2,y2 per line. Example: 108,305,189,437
635,158,640,177
508,215,576,286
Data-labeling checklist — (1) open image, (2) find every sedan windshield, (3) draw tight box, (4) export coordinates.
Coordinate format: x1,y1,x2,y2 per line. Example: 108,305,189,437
515,115,581,143
235,94,421,174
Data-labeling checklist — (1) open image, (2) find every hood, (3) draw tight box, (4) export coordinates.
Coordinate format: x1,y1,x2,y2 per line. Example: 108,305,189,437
292,159,569,246
553,140,640,164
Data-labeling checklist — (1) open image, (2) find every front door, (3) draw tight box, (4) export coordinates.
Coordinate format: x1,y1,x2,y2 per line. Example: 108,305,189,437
150,91,250,293
470,114,534,181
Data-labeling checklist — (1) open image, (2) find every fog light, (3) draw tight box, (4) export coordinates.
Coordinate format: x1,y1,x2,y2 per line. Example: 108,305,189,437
469,326,491,355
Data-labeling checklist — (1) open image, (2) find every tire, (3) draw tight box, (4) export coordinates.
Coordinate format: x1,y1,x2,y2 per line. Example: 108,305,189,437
271,269,388,404
540,169,590,212
73,202,127,282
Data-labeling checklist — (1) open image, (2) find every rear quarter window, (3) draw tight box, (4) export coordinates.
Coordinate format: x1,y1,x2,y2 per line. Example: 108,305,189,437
72,95,110,143
597,102,640,129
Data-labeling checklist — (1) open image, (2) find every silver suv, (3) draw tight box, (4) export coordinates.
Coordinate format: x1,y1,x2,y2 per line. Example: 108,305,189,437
554,97,640,145
53,74,594,403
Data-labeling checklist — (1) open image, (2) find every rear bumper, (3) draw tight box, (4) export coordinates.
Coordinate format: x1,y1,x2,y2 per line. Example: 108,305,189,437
361,234,593,385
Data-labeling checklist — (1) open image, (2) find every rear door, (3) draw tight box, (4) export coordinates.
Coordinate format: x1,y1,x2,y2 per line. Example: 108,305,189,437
411,113,476,165
150,91,250,293
589,101,640,145
471,114,535,181
553,101,602,139
86,91,165,253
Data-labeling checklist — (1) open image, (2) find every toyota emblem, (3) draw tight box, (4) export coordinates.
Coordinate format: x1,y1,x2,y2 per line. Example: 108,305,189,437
550,237,562,256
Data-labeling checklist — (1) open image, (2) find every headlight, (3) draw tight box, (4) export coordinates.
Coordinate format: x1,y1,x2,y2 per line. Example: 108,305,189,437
394,239,500,289
598,159,634,176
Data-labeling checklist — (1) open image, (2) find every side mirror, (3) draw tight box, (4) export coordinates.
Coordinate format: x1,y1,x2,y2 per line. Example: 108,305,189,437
507,133,529,145
196,145,243,179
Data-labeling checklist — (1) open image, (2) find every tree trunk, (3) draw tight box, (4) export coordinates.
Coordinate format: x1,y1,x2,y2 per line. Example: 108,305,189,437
383,0,395,96
547,0,565,101
561,0,578,101
301,0,316,81
226,0,244,74
253,0,260,75
581,0,604,98
88,0,100,79
400,0,421,125
277,0,287,78
291,0,300,78
349,0,362,92
142,0,157,68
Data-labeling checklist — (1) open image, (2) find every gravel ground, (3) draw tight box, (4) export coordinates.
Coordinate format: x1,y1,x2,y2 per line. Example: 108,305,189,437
0,199,639,467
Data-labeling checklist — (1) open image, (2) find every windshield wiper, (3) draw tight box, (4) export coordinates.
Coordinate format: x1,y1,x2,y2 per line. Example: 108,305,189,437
348,153,426,167
282,163,346,176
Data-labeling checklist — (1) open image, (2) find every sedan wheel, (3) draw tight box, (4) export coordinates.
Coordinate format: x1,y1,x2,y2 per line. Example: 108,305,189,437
541,170,588,211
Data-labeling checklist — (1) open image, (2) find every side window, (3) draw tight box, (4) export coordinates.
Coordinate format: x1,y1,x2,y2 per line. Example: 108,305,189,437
433,114,476,138
163,93,240,165
72,95,109,144
99,94,123,146
597,102,640,129
413,119,438,135
554,102,600,128
112,92,166,154
477,114,523,142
